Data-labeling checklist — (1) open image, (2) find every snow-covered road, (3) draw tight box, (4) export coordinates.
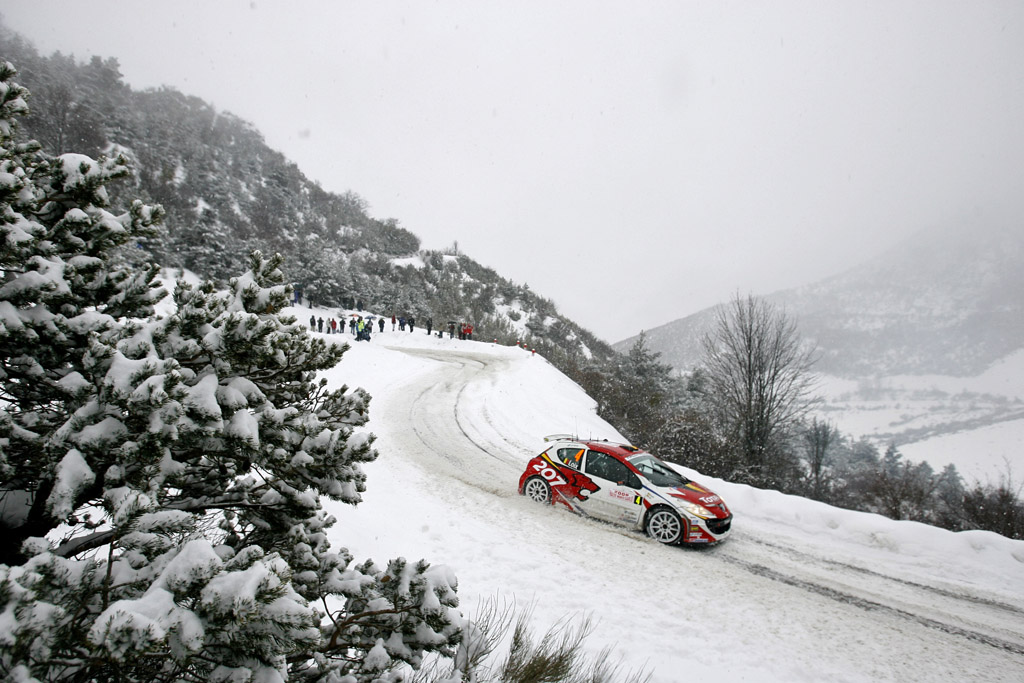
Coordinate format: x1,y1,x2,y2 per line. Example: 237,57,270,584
307,321,1024,682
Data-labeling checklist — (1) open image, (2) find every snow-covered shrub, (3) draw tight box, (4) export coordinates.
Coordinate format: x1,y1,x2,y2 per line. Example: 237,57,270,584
0,62,461,682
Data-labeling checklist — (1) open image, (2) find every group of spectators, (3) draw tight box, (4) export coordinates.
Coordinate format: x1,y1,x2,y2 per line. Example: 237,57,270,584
308,311,477,342
305,311,477,342
391,314,427,333
308,314,380,340
448,321,474,340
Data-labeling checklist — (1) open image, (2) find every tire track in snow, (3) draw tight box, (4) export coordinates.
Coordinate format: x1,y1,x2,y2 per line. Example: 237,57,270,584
408,380,462,466
707,528,1024,656
395,346,526,468
389,347,523,494
719,552,1024,657
597,519,1024,657
744,535,1024,618
452,368,527,468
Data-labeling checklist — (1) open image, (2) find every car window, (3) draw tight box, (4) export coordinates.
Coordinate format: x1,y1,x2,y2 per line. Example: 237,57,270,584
557,447,584,469
584,451,611,479
585,451,640,487
628,454,689,487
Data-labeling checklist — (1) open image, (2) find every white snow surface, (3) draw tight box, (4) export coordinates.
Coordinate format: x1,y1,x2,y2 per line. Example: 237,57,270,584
390,256,426,270
816,350,1024,484
291,304,1024,682
899,418,1024,485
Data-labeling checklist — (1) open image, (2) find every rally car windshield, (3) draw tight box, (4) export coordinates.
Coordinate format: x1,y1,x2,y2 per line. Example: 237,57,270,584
628,454,690,487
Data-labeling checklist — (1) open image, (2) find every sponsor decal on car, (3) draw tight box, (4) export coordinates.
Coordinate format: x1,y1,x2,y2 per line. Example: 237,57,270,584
617,509,639,523
534,453,601,502
531,458,568,487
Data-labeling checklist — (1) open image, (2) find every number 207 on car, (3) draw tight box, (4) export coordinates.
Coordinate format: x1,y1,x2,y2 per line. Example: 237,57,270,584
532,462,567,487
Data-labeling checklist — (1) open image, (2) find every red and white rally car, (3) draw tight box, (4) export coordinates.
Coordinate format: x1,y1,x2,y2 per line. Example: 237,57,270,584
518,436,732,545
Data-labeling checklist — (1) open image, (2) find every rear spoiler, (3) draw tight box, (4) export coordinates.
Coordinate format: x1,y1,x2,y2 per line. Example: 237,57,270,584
543,433,637,450
543,433,578,442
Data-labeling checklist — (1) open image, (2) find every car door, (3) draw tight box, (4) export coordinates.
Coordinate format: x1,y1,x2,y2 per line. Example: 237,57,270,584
576,450,643,525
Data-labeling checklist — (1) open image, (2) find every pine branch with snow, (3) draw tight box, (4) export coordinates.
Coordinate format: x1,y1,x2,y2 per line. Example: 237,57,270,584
0,62,462,683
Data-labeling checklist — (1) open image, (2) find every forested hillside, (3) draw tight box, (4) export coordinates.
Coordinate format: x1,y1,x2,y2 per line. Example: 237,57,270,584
0,24,615,371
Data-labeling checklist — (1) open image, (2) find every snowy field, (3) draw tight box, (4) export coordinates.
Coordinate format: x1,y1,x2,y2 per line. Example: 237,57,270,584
289,304,1024,683
817,350,1024,484
899,420,1024,485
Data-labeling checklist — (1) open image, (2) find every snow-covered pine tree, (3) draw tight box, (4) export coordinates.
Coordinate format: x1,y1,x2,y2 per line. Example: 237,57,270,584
0,62,461,683
600,333,681,450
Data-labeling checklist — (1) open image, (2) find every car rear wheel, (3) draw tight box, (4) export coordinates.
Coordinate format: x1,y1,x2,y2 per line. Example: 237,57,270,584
523,476,552,504
645,507,684,544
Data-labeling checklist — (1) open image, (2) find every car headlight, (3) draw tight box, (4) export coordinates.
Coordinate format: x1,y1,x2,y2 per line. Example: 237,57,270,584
679,501,716,519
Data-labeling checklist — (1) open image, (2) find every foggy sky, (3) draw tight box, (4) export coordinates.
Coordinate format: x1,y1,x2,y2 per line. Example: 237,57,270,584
4,1,1022,342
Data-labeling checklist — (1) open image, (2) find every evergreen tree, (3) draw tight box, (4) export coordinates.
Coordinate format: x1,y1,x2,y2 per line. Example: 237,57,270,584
960,477,1024,539
864,444,937,521
649,408,729,477
932,463,965,529
0,63,460,682
800,417,838,501
602,333,681,449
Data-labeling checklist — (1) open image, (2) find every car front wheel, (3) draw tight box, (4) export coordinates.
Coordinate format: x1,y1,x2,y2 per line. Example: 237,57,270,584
523,476,552,504
645,507,684,544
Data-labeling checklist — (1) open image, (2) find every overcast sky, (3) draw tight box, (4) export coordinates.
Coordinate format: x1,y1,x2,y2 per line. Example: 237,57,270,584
4,1,1022,342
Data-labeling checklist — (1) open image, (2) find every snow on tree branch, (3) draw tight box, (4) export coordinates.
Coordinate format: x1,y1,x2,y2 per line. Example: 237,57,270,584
0,62,463,683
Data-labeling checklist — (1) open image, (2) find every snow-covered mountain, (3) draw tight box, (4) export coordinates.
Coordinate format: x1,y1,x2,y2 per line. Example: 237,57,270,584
295,304,1024,682
616,219,1024,378
781,220,1023,378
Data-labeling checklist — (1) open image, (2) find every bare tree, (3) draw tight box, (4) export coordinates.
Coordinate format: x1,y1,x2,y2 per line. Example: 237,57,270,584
699,294,819,486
